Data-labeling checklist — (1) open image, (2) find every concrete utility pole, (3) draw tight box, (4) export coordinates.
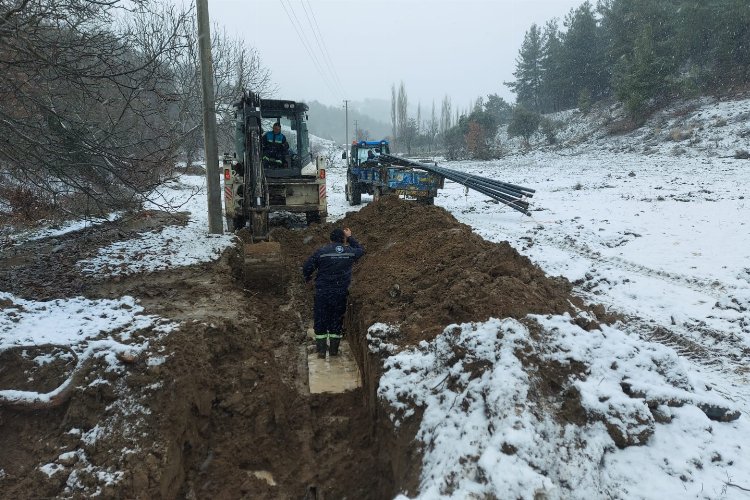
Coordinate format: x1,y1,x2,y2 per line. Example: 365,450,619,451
343,99,349,147
196,0,223,234
354,120,358,141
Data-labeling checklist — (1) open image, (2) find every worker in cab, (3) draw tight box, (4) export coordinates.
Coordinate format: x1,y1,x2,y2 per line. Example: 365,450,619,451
367,149,375,161
262,122,290,168
302,227,365,359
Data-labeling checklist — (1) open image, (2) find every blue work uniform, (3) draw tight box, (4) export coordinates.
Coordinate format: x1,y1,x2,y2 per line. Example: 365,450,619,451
262,131,288,166
302,237,365,345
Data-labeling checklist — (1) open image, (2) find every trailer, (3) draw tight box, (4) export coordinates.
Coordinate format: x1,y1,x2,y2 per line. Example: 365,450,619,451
344,140,444,205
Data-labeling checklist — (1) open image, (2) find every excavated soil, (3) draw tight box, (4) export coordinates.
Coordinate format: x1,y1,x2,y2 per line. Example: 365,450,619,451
0,194,597,499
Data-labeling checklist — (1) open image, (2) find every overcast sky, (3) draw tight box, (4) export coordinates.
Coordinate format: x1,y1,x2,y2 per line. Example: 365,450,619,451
208,0,584,111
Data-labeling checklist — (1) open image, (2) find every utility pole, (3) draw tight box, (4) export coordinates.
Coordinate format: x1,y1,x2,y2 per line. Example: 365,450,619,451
196,0,223,234
354,120,358,141
343,99,349,147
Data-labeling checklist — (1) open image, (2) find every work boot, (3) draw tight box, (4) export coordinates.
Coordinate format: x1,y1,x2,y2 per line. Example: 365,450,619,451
315,339,327,359
329,338,341,356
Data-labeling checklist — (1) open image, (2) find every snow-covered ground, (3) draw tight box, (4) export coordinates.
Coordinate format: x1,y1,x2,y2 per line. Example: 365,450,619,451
2,96,749,498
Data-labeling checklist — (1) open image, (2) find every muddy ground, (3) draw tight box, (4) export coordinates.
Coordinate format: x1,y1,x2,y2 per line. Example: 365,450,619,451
0,194,598,499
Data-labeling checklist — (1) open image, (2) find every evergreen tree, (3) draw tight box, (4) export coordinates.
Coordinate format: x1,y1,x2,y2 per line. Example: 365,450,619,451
507,107,541,147
559,1,607,108
614,25,664,120
484,94,512,126
714,0,750,85
540,19,565,113
506,24,544,112
505,0,750,120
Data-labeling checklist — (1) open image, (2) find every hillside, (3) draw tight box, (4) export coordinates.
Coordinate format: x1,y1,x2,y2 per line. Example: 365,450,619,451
306,100,391,144
501,94,750,159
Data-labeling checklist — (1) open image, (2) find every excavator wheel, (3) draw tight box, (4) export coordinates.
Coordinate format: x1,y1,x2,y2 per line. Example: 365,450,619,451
242,241,284,293
229,215,247,232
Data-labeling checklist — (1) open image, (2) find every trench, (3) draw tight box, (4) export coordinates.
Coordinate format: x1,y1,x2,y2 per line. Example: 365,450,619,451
142,252,417,500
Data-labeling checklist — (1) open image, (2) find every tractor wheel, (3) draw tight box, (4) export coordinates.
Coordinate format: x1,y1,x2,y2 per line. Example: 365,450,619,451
347,175,361,206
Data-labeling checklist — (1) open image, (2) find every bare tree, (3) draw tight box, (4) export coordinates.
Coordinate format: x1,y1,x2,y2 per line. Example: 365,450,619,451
397,81,408,152
0,0,191,214
427,100,439,152
170,9,274,170
390,83,397,148
402,117,417,155
0,0,274,219
440,95,452,136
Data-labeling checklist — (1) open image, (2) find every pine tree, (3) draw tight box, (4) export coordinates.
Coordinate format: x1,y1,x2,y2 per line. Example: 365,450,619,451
614,25,663,120
540,19,564,113
507,106,541,147
559,1,607,108
506,24,544,112
484,94,512,126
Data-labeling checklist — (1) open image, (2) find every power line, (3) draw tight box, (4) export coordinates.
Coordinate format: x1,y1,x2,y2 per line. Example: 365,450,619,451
278,0,342,101
300,0,346,98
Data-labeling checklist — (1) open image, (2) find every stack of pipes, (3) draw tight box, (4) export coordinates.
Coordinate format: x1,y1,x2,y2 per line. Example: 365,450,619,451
377,154,535,216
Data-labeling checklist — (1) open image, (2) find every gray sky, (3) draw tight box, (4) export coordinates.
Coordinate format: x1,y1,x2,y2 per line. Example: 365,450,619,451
209,0,584,111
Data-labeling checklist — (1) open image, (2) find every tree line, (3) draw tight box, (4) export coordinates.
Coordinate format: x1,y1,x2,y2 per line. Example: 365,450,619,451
510,0,749,120
388,81,516,161
0,0,273,219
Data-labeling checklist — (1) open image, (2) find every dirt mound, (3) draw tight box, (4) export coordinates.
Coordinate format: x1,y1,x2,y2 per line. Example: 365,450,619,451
340,195,596,345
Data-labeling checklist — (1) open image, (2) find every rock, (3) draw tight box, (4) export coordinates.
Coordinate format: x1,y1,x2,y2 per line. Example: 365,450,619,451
697,403,741,422
603,407,655,448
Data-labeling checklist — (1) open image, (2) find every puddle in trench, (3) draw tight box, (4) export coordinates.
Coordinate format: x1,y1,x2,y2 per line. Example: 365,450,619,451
307,329,361,394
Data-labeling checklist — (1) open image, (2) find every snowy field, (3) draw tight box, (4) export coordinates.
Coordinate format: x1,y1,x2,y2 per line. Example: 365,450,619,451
2,96,750,497
376,151,750,498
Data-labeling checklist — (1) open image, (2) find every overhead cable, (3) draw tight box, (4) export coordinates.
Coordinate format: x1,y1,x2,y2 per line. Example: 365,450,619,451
278,0,342,101
300,0,347,98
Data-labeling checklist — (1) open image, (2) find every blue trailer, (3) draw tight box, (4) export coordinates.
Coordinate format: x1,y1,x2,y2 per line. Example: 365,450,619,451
343,140,444,205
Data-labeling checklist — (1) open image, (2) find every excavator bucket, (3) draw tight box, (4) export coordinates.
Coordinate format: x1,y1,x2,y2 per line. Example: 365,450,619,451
242,241,284,292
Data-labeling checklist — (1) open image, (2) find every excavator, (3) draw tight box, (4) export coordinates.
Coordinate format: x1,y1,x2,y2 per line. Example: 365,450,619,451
223,91,328,287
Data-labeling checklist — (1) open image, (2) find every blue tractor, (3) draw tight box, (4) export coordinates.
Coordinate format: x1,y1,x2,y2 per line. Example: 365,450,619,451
343,140,443,205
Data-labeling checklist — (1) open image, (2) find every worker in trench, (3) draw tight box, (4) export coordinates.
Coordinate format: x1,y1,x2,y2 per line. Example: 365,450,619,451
302,228,365,358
